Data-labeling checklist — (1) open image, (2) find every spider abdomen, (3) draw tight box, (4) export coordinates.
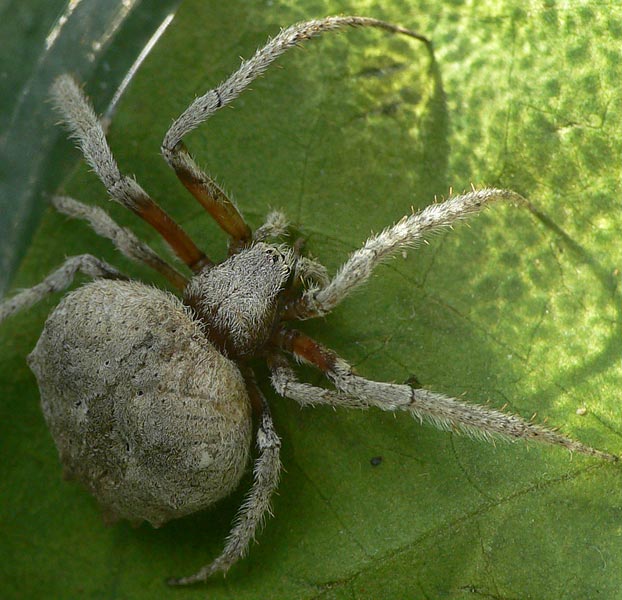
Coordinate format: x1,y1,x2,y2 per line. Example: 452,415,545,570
27,279,252,527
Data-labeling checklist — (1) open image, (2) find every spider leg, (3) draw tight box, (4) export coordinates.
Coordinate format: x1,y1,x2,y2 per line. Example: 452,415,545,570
253,211,289,242
161,16,431,249
51,75,211,272
293,256,330,289
52,196,188,290
168,370,281,585
269,353,363,408
0,255,125,323
272,328,618,462
285,188,526,319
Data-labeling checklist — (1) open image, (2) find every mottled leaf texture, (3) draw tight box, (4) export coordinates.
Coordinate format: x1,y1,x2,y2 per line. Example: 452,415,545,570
1,1,622,599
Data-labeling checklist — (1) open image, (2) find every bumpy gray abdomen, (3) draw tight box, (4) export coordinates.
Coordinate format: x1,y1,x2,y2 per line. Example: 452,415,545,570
28,279,252,527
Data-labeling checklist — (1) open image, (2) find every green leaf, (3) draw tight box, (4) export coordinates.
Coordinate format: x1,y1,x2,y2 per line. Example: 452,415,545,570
0,0,182,293
2,1,622,598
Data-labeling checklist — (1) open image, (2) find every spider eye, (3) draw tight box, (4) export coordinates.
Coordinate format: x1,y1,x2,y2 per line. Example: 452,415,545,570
265,248,284,264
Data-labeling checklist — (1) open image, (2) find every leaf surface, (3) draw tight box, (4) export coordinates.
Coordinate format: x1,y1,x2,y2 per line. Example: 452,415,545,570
2,1,622,598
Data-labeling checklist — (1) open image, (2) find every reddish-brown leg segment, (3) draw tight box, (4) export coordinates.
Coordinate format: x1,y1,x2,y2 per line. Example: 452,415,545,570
52,196,189,290
162,141,252,247
271,327,618,462
118,183,212,272
51,75,211,273
272,328,339,373
161,16,431,248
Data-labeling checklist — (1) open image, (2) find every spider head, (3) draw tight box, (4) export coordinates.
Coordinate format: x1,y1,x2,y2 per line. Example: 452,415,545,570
184,242,294,358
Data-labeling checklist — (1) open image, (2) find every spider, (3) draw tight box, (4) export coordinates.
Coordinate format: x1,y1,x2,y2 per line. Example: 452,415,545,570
0,16,617,586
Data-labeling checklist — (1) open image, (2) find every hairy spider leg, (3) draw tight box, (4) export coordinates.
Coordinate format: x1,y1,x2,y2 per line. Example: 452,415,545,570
285,188,527,320
51,75,211,273
53,196,188,289
161,16,431,251
168,368,281,586
271,328,618,462
0,255,125,323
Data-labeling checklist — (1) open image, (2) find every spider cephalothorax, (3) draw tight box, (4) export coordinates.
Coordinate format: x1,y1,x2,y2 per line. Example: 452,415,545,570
184,242,294,358
0,15,616,587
